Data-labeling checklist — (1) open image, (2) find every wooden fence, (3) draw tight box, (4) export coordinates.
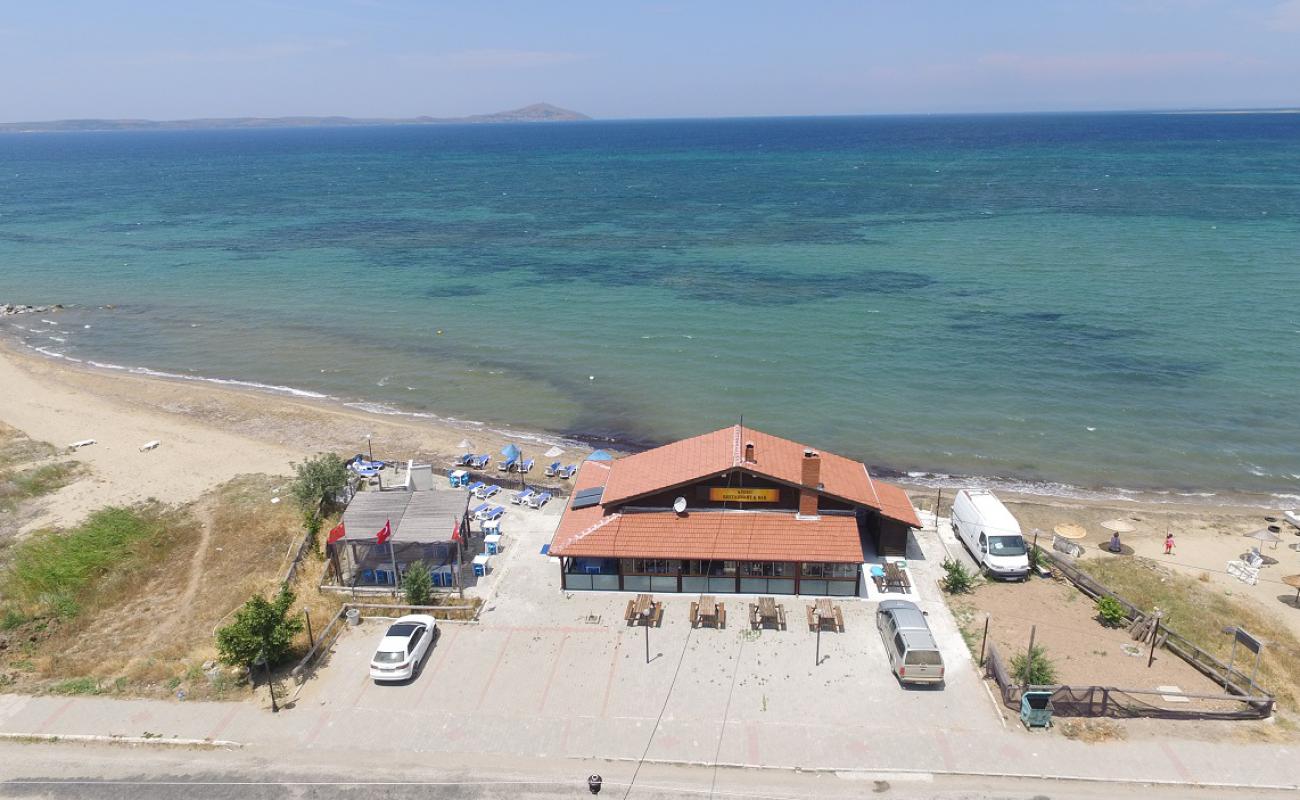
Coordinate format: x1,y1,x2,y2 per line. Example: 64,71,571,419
983,641,1272,720
1037,547,1274,705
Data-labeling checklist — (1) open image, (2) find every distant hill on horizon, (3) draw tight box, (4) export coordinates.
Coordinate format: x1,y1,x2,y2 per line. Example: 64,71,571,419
0,103,591,133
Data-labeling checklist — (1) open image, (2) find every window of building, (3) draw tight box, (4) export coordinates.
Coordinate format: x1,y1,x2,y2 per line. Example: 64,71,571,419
741,561,794,578
801,562,857,580
621,558,681,575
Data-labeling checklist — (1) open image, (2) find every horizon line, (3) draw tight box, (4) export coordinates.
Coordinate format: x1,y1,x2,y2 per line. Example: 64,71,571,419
4,105,1300,130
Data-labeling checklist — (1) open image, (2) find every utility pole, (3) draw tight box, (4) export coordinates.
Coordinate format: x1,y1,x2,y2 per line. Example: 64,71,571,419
1024,625,1037,688
1147,611,1162,668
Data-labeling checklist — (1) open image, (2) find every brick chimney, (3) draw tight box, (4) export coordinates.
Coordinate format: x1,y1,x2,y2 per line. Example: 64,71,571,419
799,449,820,517
744,441,756,463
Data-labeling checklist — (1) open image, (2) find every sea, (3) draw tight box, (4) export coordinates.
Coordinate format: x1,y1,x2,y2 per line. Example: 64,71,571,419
1,113,1298,503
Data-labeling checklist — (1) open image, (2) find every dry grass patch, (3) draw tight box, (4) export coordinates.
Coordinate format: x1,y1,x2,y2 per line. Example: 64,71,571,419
0,422,59,470
1058,718,1127,743
0,423,80,519
1078,556,1300,710
0,474,309,699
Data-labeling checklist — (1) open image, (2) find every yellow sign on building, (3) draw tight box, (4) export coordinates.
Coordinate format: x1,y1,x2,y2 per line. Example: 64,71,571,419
708,487,780,503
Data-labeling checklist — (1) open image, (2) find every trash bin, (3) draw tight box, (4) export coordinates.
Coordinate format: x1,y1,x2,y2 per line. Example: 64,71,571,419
345,608,360,626
1021,691,1054,729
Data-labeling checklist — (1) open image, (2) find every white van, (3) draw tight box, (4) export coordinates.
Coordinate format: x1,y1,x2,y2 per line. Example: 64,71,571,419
950,489,1029,580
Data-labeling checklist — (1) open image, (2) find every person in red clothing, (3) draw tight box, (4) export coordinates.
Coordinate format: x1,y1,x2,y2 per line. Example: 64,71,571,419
1164,532,1175,555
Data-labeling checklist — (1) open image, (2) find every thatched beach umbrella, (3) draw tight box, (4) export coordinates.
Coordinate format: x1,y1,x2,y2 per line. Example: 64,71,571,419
1101,519,1136,535
1283,575,1300,607
544,445,565,458
458,438,474,451
1246,526,1283,550
1054,523,1087,540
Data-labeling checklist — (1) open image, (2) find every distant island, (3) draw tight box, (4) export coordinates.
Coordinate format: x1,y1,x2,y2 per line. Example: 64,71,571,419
0,103,590,133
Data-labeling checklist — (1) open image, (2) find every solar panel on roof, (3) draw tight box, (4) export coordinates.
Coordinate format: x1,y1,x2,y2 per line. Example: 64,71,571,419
570,487,604,509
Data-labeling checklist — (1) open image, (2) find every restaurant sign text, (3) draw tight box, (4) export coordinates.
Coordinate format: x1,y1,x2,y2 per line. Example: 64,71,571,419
708,487,779,503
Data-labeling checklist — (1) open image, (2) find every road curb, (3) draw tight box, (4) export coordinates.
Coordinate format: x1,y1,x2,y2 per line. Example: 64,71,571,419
0,732,243,749
602,755,1300,792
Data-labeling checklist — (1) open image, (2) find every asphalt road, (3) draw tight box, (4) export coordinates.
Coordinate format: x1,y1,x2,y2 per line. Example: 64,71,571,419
0,743,1295,800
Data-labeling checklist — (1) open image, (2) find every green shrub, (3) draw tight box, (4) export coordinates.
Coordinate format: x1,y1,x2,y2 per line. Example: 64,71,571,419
940,558,975,594
1010,645,1058,686
1095,595,1128,628
50,677,103,696
215,586,305,669
402,561,433,607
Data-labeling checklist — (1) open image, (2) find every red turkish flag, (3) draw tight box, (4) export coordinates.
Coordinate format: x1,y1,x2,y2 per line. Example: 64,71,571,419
376,519,392,544
326,521,346,545
451,517,461,543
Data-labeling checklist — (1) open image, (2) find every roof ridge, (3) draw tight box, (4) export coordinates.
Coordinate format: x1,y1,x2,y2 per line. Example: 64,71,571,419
732,423,742,467
861,463,882,507
566,511,623,546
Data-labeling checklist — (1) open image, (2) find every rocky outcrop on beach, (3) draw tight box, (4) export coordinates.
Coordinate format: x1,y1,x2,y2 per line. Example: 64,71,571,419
1,303,63,316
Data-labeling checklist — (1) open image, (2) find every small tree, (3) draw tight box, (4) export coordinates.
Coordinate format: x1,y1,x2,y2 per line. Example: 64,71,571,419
940,558,975,594
1095,595,1127,628
403,561,433,607
1011,644,1058,686
216,586,305,670
290,453,349,517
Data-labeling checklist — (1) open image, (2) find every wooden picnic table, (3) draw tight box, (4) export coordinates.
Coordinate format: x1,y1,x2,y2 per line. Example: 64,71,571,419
690,595,725,628
883,562,910,592
750,596,785,630
808,598,844,632
625,593,662,626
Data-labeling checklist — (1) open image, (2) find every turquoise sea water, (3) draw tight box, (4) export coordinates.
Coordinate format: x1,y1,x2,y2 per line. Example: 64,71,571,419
0,114,1297,498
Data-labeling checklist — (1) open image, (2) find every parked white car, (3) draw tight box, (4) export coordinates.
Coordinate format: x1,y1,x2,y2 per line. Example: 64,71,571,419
951,488,1030,580
369,614,437,682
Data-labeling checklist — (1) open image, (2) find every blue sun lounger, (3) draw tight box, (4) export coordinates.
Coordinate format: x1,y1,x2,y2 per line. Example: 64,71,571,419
476,484,500,500
545,461,561,477
469,502,489,518
482,505,506,522
511,488,535,505
469,454,491,470
519,458,534,473
498,455,518,472
558,465,578,479
464,481,485,495
528,491,552,509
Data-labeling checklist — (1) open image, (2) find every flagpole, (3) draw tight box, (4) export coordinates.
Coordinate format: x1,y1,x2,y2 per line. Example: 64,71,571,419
383,518,399,592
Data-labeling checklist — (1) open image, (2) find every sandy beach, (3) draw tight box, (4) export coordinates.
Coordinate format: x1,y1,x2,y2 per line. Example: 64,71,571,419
0,341,586,533
3,338,1300,643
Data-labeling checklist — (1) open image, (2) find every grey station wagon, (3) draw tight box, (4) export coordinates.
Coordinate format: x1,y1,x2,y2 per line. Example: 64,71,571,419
875,599,945,686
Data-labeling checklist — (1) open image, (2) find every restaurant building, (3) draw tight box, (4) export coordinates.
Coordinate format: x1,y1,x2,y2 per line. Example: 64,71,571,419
548,425,920,597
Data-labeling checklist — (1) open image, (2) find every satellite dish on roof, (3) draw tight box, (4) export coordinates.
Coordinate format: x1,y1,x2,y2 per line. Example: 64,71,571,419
673,497,687,514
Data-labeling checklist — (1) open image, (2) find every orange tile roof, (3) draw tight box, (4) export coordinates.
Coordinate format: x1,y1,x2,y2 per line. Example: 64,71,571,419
598,425,920,528
550,509,865,563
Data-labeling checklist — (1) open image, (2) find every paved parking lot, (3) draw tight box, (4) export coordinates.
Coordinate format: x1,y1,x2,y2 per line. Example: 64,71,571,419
294,500,1005,771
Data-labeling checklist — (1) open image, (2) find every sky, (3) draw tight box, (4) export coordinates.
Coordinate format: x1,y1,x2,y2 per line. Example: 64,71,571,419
1,0,1298,121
